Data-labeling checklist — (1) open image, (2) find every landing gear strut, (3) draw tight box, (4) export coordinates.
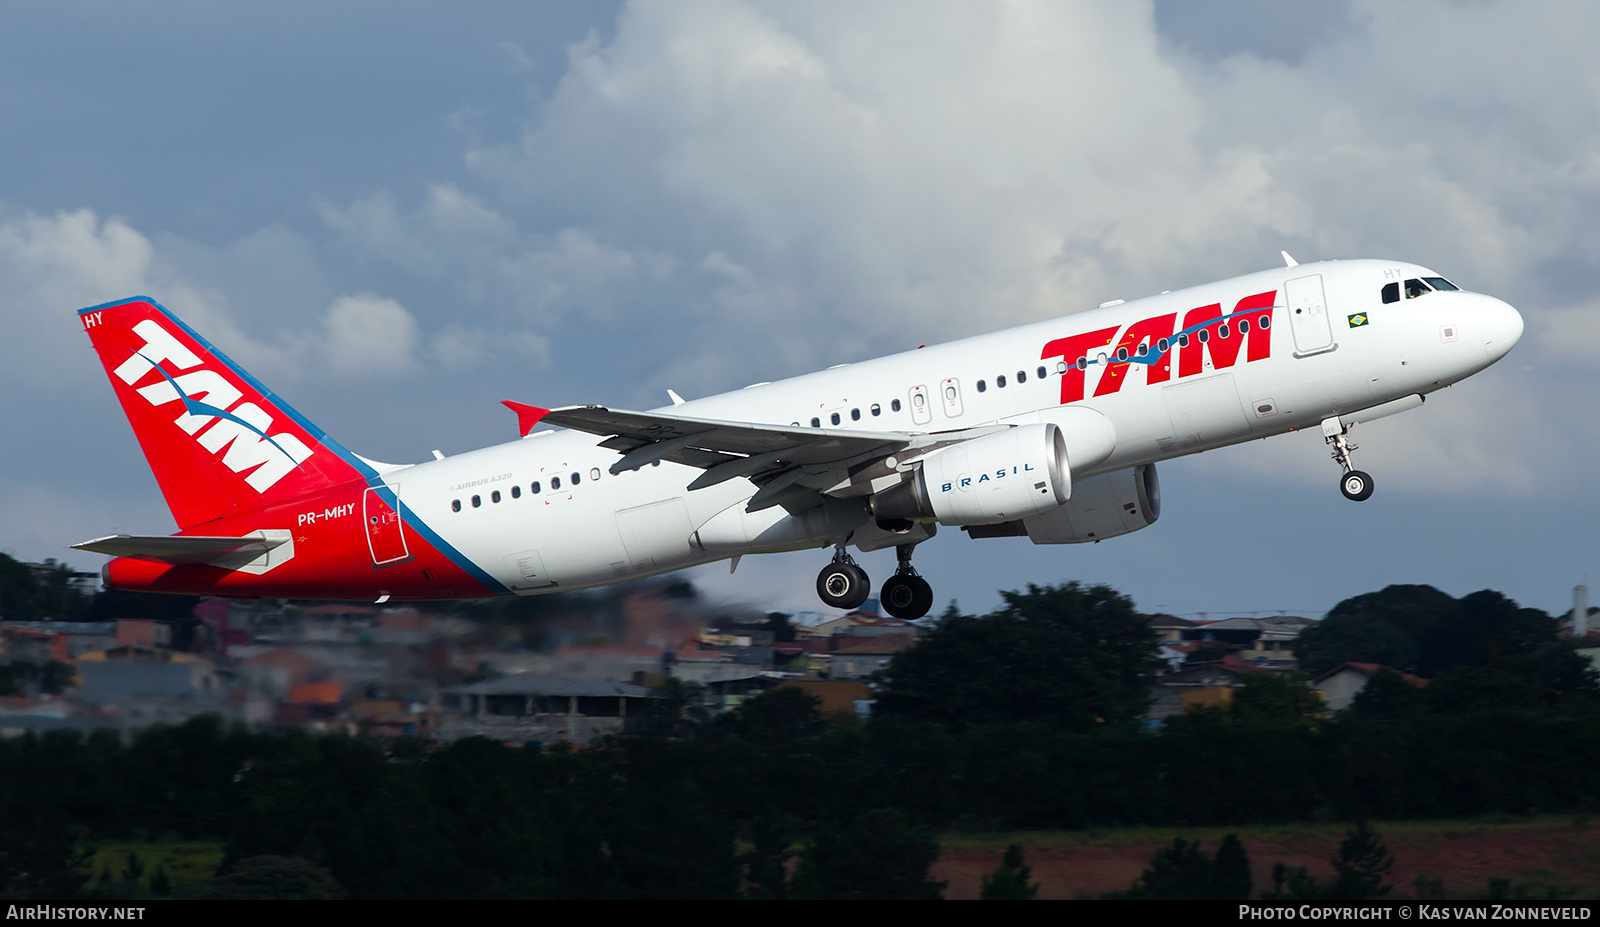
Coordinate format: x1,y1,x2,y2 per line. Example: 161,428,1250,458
816,549,871,611
879,544,934,621
1323,416,1375,502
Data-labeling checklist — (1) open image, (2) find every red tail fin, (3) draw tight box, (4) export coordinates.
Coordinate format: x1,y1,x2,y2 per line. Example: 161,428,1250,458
79,297,371,529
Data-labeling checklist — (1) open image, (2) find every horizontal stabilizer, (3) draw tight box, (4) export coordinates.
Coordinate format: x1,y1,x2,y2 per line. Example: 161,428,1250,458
72,531,290,566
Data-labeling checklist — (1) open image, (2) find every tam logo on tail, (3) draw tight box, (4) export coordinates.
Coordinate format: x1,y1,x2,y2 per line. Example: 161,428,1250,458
109,318,313,492
81,298,368,529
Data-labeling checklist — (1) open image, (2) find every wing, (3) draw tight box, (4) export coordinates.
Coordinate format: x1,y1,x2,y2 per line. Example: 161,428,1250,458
509,402,1003,513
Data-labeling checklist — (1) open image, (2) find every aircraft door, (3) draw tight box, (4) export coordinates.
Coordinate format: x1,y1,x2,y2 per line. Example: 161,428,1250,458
363,487,411,566
908,385,932,425
1285,274,1336,356
940,378,964,418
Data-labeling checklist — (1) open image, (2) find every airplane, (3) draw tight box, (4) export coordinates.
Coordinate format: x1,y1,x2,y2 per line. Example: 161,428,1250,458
71,254,1523,620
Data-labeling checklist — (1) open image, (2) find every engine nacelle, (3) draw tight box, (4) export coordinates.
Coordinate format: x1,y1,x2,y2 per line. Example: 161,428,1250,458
1021,463,1160,544
912,423,1070,527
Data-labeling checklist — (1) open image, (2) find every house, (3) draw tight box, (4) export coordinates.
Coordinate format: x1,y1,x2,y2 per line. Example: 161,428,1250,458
828,633,918,680
1182,616,1310,665
75,646,219,703
439,675,664,744
1148,614,1196,642
775,678,874,719
1312,662,1427,712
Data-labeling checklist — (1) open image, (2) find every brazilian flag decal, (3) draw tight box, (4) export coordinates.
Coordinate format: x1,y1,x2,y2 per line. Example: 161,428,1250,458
1348,312,1369,328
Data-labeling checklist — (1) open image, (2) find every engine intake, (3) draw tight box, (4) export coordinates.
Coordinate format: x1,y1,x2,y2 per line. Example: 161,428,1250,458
872,423,1070,527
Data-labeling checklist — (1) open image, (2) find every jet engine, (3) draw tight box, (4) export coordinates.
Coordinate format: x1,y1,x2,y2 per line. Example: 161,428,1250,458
871,423,1070,527
1020,463,1160,544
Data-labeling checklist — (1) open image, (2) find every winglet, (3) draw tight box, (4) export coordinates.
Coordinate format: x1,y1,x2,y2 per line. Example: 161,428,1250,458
501,400,551,437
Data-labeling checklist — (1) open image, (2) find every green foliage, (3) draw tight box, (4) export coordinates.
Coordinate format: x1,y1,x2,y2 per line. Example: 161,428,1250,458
1345,668,1426,722
1328,822,1393,900
1213,833,1253,899
148,865,171,896
120,850,144,882
1229,673,1324,727
199,856,344,900
1122,838,1212,899
980,843,1039,900
792,809,945,900
874,582,1160,732
1296,585,1567,680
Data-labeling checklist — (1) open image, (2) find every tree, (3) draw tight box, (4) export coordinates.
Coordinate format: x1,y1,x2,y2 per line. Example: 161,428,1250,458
1328,822,1393,900
199,856,345,900
764,612,798,643
1344,667,1426,721
1213,834,1253,900
980,844,1039,900
1123,838,1212,899
791,809,945,900
873,583,1160,732
1229,673,1324,727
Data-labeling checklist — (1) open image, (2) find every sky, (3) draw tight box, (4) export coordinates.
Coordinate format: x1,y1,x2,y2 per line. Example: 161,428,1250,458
2,0,1595,622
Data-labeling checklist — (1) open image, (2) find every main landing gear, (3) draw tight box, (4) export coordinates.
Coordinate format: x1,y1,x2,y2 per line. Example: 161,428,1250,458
1323,416,1375,502
880,545,934,621
814,543,934,621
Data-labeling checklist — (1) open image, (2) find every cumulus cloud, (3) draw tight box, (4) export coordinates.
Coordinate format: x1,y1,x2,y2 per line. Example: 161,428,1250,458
317,293,423,376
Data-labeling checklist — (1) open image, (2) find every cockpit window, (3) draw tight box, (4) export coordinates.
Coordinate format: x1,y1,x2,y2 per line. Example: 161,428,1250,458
1381,282,1400,304
1422,276,1459,291
1404,278,1432,299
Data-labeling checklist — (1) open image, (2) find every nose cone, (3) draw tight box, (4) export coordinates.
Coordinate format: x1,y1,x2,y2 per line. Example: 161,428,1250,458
1480,296,1524,363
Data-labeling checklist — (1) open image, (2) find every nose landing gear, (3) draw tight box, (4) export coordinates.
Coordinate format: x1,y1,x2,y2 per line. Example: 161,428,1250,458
1323,416,1375,502
880,544,934,621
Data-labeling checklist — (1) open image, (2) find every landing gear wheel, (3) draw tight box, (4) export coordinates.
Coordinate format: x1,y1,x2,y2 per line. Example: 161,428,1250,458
817,561,871,610
881,574,933,621
1340,469,1375,502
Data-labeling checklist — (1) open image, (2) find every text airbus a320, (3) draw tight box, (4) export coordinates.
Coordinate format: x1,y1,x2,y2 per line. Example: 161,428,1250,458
72,255,1523,619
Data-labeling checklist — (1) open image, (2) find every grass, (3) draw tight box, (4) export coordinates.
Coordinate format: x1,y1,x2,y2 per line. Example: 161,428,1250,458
83,841,227,895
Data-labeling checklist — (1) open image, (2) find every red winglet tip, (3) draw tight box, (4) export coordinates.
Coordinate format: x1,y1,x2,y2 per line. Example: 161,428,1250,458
501,400,550,437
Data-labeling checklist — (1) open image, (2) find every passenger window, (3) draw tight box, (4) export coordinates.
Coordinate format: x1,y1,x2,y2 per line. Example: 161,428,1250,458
913,394,925,408
511,485,521,499
1218,323,1230,339
452,499,461,513
1136,343,1149,357
1115,348,1128,361
997,375,1006,388
1423,276,1459,291
491,490,501,503
851,408,860,421
551,477,560,490
830,412,841,425
590,468,601,480
892,399,903,412
571,472,580,485
1404,278,1431,299
811,417,821,428
1157,338,1170,354
1258,315,1270,329
1198,330,1210,344
870,404,881,416
471,495,481,508
1238,319,1249,334
977,380,987,393
1036,366,1047,379
532,481,541,494
1076,357,1087,370
1016,370,1026,383
1382,282,1400,303
1056,361,1068,374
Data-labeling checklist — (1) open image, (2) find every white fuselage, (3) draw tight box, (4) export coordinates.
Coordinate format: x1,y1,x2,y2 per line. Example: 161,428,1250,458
388,259,1522,594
